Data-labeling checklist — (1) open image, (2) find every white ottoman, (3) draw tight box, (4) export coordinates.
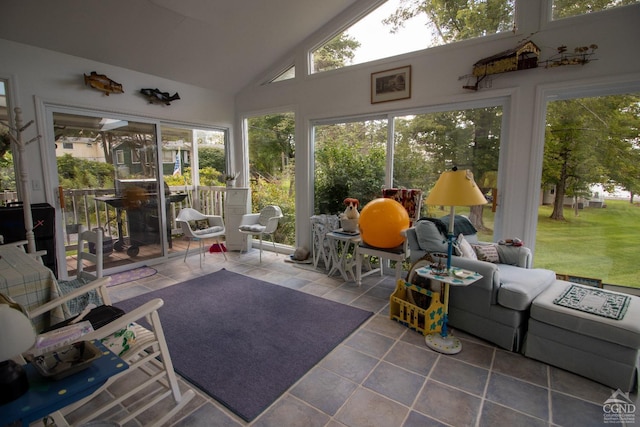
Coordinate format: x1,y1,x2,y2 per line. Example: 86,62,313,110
524,280,640,391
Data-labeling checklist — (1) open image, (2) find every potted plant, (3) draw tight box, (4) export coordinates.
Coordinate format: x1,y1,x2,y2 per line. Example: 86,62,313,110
225,172,239,188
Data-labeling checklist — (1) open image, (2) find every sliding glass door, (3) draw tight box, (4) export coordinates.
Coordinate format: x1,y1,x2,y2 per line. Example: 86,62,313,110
47,106,229,278
54,111,164,274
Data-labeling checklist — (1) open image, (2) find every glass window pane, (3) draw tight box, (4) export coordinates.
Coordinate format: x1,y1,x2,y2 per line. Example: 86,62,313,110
314,119,388,214
196,128,226,186
312,0,515,73
552,0,639,20
537,93,640,288
269,65,295,83
54,112,163,275
247,113,295,246
394,106,502,236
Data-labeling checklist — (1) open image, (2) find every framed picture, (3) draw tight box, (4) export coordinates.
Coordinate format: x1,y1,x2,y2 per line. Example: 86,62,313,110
371,66,411,104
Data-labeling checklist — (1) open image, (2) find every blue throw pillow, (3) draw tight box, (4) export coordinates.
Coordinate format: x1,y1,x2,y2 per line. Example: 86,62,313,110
414,220,448,253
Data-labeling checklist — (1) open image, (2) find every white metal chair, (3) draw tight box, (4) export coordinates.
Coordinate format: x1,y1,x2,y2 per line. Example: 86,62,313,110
176,207,227,267
27,278,195,427
238,205,283,263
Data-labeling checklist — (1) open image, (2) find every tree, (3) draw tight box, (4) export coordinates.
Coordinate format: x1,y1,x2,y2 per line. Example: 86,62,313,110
551,0,638,19
312,34,361,73
384,0,514,45
600,98,640,204
544,95,640,220
198,146,225,172
57,153,114,189
314,121,387,214
247,113,295,179
196,146,226,183
392,107,502,230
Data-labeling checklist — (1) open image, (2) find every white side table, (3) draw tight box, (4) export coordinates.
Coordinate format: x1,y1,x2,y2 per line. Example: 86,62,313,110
416,266,482,354
326,230,360,282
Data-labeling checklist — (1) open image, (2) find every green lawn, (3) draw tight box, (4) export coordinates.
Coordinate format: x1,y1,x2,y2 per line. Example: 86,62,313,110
462,200,640,289
533,199,639,288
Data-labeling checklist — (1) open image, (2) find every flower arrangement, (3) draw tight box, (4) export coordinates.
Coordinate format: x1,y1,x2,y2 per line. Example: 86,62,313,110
224,172,239,182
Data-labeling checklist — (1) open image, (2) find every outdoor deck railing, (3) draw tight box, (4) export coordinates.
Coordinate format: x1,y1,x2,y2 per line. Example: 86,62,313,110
60,185,229,250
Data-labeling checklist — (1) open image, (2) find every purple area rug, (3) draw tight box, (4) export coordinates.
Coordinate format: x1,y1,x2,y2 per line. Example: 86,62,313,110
115,269,372,422
107,266,157,287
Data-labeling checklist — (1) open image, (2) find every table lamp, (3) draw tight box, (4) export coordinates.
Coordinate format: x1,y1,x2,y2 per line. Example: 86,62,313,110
425,167,487,271
424,167,487,354
0,302,37,404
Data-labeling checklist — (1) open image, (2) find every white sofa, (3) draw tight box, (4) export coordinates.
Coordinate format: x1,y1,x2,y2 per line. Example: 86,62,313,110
405,217,556,351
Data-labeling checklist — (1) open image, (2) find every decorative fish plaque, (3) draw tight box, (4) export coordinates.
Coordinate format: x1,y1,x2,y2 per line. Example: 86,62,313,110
83,71,124,96
140,88,181,105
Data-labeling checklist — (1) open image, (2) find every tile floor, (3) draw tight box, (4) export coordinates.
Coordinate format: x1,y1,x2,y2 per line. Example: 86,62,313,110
63,249,638,427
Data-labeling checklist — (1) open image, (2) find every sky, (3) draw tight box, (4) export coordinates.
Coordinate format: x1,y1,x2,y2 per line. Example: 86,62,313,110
346,0,432,64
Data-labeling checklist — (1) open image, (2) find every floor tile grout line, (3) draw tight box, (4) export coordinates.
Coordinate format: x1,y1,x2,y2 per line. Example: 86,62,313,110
475,346,496,427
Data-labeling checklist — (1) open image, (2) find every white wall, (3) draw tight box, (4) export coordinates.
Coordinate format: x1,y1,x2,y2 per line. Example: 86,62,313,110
235,0,640,251
0,38,234,205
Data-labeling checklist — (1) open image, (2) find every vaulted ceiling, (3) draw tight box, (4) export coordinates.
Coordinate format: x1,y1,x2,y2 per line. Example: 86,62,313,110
0,0,359,95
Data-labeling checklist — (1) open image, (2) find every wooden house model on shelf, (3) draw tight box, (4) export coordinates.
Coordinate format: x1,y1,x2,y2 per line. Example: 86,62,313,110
463,40,540,90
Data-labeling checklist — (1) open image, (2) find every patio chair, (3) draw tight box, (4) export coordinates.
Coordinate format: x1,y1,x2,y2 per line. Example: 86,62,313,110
238,205,283,263
355,188,422,286
26,278,195,426
56,226,105,316
176,207,227,267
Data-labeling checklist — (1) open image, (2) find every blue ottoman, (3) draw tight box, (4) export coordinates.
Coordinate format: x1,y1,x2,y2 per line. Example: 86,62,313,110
524,280,640,391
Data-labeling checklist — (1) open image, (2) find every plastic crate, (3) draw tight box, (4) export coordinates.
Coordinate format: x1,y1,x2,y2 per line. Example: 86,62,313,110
389,279,444,335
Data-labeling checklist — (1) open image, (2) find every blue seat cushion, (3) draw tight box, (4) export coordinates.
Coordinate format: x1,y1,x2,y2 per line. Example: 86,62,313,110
497,266,556,311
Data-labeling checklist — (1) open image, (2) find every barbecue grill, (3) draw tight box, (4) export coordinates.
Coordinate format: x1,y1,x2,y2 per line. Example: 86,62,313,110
96,179,186,257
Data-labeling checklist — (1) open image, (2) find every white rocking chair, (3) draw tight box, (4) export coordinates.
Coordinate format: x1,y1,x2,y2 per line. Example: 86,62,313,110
27,278,195,427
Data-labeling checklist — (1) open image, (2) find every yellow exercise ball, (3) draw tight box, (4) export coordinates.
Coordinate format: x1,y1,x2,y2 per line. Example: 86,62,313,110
359,198,409,248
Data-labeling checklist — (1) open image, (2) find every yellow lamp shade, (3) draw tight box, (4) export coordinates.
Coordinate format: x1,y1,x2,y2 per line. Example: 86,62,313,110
426,169,487,207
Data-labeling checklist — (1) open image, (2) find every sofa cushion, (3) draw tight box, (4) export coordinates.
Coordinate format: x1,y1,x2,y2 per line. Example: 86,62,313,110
194,226,224,235
531,280,640,348
414,220,448,253
497,266,556,311
473,244,499,263
456,234,477,259
496,245,531,267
